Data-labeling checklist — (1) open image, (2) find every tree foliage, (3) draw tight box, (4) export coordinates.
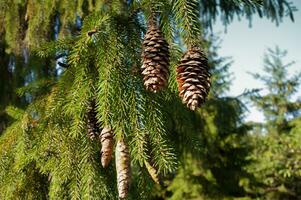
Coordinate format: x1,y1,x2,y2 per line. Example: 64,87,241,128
245,47,301,200
249,46,301,133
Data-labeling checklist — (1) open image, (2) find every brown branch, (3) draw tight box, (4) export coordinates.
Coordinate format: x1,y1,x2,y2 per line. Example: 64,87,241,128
87,28,98,36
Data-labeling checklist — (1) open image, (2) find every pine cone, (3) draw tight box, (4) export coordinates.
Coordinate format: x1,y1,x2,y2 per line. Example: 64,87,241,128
87,100,101,140
116,139,131,199
141,15,170,93
176,47,211,111
144,160,160,184
100,127,114,168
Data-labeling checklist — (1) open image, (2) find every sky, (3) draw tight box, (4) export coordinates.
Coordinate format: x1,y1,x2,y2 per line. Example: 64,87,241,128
212,0,301,122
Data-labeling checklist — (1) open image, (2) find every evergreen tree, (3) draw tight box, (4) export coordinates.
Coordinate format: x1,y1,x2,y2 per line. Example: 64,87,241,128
0,1,297,199
249,46,301,133
246,47,301,199
246,125,301,199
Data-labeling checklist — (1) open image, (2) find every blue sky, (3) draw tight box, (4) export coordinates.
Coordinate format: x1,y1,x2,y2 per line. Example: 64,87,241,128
212,0,301,122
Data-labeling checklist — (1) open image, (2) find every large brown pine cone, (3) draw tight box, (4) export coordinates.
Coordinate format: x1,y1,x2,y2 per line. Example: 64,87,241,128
176,47,211,111
141,16,170,93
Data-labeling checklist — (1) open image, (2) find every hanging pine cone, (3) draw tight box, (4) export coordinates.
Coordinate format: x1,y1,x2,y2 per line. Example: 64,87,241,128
116,139,131,199
141,14,170,93
86,100,101,140
100,127,114,168
176,46,211,111
144,160,160,184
